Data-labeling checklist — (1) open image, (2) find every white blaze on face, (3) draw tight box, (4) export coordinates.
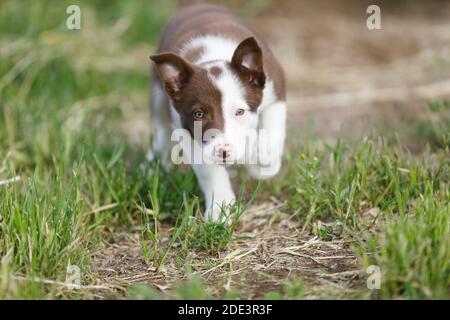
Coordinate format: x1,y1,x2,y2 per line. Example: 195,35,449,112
181,36,238,64
178,36,265,165
202,61,259,165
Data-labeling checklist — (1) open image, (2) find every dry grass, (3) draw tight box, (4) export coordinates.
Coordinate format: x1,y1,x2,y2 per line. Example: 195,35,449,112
91,199,362,299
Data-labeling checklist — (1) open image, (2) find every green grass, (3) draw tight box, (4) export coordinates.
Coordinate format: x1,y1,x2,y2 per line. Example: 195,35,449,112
0,0,449,299
414,100,450,149
0,0,175,298
286,137,449,231
363,182,449,299
253,132,448,299
139,163,258,270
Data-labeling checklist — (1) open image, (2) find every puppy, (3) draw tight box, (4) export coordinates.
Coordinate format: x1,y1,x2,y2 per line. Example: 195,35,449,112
149,2,286,221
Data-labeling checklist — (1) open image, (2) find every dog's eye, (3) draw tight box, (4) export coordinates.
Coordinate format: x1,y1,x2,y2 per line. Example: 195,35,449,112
193,110,205,120
235,108,245,116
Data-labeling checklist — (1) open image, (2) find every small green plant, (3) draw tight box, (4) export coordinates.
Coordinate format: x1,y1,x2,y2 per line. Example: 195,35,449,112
128,275,213,300
139,190,196,270
177,184,259,253
140,181,259,269
264,277,305,300
127,284,163,300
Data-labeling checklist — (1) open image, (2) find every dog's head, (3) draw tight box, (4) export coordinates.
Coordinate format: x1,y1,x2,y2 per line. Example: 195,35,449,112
151,37,266,164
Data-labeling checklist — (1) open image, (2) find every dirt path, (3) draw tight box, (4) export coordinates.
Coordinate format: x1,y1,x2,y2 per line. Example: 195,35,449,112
92,202,361,299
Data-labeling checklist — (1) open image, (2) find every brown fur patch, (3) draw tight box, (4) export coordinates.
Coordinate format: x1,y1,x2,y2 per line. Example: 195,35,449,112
154,4,286,101
184,46,205,63
174,68,224,139
209,66,223,78
150,53,196,103
230,37,266,111
229,62,264,112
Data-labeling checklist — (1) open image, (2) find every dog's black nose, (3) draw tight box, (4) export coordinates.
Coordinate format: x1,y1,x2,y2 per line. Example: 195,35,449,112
215,144,231,160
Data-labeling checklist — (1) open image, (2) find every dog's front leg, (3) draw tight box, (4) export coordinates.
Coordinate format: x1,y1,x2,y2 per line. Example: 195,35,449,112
146,84,173,171
192,163,235,221
246,101,287,180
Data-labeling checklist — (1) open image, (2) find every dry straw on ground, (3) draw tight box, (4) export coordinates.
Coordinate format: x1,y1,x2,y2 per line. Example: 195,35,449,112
91,200,362,299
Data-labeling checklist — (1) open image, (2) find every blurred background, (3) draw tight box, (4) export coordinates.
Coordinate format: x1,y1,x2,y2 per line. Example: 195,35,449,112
255,0,450,146
1,0,449,167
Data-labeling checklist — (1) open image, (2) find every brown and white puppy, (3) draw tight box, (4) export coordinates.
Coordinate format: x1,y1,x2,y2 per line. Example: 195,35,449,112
149,2,286,221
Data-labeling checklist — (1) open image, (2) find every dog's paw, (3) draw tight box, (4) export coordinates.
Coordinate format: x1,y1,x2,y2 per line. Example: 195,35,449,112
246,159,281,180
246,147,282,180
204,193,236,222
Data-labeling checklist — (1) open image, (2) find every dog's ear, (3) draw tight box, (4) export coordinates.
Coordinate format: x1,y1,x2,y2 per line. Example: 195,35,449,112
150,52,196,102
231,37,266,88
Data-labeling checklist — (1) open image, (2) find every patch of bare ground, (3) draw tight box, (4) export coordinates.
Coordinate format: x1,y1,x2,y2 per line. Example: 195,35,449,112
91,200,362,299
